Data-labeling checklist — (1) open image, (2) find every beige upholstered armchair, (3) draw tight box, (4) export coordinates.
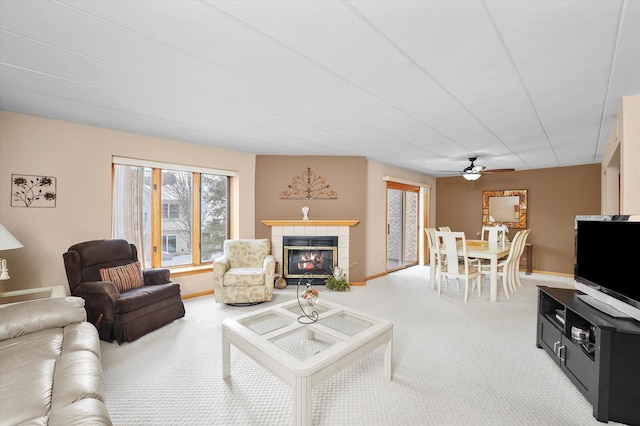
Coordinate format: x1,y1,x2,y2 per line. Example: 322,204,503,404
213,239,276,304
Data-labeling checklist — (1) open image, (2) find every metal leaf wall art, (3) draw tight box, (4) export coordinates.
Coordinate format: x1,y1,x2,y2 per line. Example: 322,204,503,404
12,174,57,208
280,167,338,200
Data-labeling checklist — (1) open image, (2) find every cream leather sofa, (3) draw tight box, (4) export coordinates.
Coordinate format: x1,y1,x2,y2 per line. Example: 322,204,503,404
0,296,111,425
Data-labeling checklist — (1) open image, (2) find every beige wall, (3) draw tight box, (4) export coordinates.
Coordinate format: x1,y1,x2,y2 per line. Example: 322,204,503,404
601,95,640,215
254,157,435,281
436,164,601,275
365,162,436,277
254,156,367,282
620,95,640,214
601,106,622,214
0,111,256,295
0,110,608,292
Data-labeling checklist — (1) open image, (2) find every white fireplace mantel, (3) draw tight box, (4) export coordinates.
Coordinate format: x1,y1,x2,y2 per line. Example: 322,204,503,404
262,219,358,281
262,219,359,227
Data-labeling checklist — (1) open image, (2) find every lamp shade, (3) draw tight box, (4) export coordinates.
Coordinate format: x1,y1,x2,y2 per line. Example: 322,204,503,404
0,224,23,250
463,172,481,181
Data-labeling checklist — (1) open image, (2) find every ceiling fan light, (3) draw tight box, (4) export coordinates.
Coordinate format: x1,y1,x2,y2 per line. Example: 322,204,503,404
463,172,481,181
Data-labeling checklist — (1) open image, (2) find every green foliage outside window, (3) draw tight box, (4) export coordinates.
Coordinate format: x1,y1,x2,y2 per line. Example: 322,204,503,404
200,174,228,262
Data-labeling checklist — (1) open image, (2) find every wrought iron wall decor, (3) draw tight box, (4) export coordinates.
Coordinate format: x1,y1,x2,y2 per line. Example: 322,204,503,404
11,174,57,208
280,167,338,200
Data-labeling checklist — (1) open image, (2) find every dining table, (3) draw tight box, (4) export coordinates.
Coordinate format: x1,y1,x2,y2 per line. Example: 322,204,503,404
429,239,512,302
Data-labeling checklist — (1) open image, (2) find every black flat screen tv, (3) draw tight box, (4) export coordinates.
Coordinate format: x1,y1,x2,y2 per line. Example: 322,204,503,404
574,215,640,321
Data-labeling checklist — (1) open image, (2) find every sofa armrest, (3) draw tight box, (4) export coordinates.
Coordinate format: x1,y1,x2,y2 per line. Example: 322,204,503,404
263,254,275,271
72,281,119,340
73,281,119,304
213,256,230,274
142,268,171,285
212,256,230,289
263,255,276,290
0,296,86,341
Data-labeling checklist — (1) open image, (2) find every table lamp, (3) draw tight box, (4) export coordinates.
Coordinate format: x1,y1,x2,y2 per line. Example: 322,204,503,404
0,224,24,280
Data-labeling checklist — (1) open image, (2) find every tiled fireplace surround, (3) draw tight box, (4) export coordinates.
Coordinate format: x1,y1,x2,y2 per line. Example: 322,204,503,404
262,220,359,282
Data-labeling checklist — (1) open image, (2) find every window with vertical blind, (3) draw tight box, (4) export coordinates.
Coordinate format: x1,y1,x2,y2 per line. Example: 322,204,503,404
112,157,234,269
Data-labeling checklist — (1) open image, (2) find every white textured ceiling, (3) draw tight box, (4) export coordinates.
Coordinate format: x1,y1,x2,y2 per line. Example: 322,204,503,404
1,0,639,176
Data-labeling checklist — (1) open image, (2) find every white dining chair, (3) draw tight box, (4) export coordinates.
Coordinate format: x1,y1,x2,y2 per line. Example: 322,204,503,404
426,227,438,249
511,229,531,289
481,225,508,245
434,231,481,302
479,229,528,297
438,226,451,232
425,228,440,285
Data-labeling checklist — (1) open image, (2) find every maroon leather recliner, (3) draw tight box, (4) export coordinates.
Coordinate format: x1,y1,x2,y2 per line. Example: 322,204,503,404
63,239,185,343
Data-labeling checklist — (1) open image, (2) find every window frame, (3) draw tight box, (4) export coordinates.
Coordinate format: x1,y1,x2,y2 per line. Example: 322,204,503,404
112,156,236,274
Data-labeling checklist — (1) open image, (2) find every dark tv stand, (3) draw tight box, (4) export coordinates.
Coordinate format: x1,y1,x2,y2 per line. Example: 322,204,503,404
537,286,640,425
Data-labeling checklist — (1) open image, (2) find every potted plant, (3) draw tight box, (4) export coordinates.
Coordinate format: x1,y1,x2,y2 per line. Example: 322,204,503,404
325,266,350,291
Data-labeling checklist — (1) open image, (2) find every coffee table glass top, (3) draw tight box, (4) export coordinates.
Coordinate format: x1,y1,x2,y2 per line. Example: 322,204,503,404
270,328,339,361
317,311,374,336
240,311,293,335
231,299,386,363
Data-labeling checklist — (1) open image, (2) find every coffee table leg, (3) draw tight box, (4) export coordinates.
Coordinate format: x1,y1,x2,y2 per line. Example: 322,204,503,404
384,333,393,380
293,376,312,426
222,336,230,379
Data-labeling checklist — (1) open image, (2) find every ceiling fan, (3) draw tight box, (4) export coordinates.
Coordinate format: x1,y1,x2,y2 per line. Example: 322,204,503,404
460,157,515,181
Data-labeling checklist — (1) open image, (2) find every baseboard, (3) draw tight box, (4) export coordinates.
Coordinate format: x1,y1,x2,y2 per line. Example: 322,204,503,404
182,290,214,300
178,270,571,300
365,271,387,281
531,270,573,277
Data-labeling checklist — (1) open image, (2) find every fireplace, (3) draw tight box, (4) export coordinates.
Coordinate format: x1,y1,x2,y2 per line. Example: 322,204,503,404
283,236,338,285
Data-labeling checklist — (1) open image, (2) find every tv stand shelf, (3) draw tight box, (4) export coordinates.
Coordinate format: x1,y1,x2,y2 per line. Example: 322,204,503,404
537,286,640,425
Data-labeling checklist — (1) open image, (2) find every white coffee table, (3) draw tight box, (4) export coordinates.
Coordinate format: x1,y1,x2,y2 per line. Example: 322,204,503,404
222,298,393,426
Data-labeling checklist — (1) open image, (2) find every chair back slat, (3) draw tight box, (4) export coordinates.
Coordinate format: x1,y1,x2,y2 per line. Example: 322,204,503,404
436,231,466,277
425,228,437,249
434,230,481,302
481,225,508,245
504,230,524,264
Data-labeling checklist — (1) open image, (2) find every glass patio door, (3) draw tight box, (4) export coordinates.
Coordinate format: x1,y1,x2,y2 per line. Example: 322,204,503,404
386,183,419,271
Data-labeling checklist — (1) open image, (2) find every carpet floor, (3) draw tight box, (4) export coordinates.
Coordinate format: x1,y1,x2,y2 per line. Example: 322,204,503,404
101,267,620,425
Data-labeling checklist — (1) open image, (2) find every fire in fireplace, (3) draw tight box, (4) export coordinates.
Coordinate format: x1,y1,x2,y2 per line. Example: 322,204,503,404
297,250,324,271
283,236,338,285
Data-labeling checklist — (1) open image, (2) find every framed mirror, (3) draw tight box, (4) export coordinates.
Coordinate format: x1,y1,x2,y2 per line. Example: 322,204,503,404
482,189,527,229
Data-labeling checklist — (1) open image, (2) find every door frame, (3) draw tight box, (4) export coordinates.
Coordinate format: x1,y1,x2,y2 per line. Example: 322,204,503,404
386,181,421,272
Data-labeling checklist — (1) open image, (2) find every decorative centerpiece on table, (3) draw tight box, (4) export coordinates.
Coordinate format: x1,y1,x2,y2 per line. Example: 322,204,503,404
301,285,319,305
325,266,350,292
297,273,319,323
